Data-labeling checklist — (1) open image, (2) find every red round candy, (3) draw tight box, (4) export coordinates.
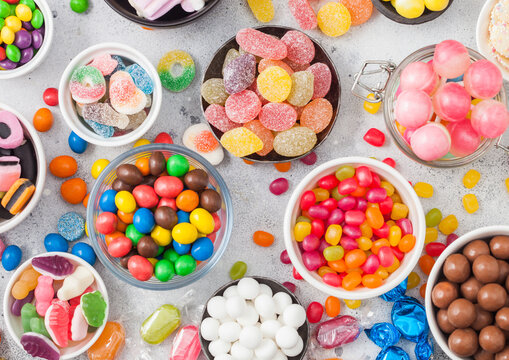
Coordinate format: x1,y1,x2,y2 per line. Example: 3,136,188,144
128,255,153,281
425,242,446,257
96,212,117,235
43,88,59,106
133,185,159,208
318,175,339,190
306,302,324,323
311,219,325,238
383,157,396,168
0,48,6,61
300,190,316,211
338,178,359,195
154,176,183,198
158,197,177,210
323,272,341,287
108,236,132,257
293,266,303,280
355,166,373,187
154,132,174,144
212,212,221,232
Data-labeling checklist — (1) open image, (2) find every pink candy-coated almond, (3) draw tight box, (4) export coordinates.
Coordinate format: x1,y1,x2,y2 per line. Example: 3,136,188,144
259,102,297,131
288,0,318,30
236,28,288,60
205,104,240,132
281,30,315,65
269,177,289,195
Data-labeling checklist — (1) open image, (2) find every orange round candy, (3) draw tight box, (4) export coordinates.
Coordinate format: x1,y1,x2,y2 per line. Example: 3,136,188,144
420,283,427,298
135,158,150,176
362,274,383,288
61,178,87,204
274,162,291,172
398,234,416,252
49,155,78,178
118,209,135,224
176,190,199,212
325,296,341,317
418,254,435,275
105,231,124,246
253,230,275,247
340,0,373,26
117,219,128,232
33,108,53,132
83,193,89,208
344,249,367,269
328,259,347,273
342,271,362,290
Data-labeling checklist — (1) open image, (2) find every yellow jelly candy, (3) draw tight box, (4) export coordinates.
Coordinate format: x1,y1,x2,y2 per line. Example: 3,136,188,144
91,159,110,179
357,236,372,251
506,178,509,193
344,299,361,309
438,214,458,235
413,182,433,198
462,194,479,214
1,26,15,45
313,188,330,202
386,257,400,273
317,2,351,37
407,271,420,289
425,227,438,244
424,0,449,11
15,4,32,22
363,94,381,114
391,203,409,221
389,225,402,247
220,127,263,157
247,0,274,22
394,0,425,18
462,169,481,189
133,138,150,148
380,181,395,197
257,66,292,103
294,221,312,242
325,224,342,245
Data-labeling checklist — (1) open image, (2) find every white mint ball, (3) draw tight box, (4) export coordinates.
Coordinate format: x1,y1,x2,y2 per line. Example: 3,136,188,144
226,296,247,319
209,339,231,357
281,337,303,357
260,319,282,339
254,294,276,318
275,326,299,349
237,304,259,327
259,283,273,297
273,292,292,315
214,354,233,360
239,325,262,349
207,296,228,320
273,350,288,360
218,322,241,343
237,278,260,300
220,316,235,324
255,338,278,360
281,304,306,328
260,313,277,322
223,285,239,299
230,341,254,360
201,317,220,341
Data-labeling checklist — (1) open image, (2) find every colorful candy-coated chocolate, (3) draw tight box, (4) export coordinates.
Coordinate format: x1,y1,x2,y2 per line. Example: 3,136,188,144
140,304,181,344
43,87,58,106
71,242,96,265
2,244,22,270
68,131,88,154
87,321,125,360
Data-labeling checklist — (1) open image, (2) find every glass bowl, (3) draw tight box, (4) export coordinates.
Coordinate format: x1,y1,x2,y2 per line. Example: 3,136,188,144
87,144,233,290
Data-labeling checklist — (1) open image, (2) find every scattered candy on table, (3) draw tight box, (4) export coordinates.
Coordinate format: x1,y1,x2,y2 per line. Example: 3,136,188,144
158,50,195,92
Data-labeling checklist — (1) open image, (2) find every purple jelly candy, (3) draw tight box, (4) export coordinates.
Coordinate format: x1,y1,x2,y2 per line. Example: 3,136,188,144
327,209,345,226
0,59,17,70
20,332,60,360
223,53,256,95
31,255,74,280
302,250,323,271
39,25,45,36
32,30,44,50
280,250,291,264
11,290,34,316
20,48,34,64
269,178,289,195
315,315,361,349
14,30,32,49
22,21,34,31
300,152,317,165
283,281,296,293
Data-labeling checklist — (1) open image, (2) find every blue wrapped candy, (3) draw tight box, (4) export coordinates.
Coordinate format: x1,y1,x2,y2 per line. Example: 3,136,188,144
380,278,407,302
365,322,400,349
391,297,428,343
376,346,410,360
126,64,154,95
415,338,433,360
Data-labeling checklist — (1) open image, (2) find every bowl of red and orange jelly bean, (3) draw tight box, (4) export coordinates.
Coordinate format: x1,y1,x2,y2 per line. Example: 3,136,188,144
284,157,426,300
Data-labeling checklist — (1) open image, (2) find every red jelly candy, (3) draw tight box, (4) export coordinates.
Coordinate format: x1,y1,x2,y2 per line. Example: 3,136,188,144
259,102,297,131
281,30,315,65
0,48,6,61
355,166,373,187
293,266,303,280
288,0,318,30
43,88,59,106
323,272,341,287
300,151,317,165
269,178,289,195
307,63,332,99
307,302,324,323
363,128,386,147
382,157,396,168
318,174,339,190
154,132,174,144
311,219,325,238
446,234,458,246
283,281,296,293
338,178,359,195
391,246,405,261
205,104,240,132
300,190,316,210
225,90,261,123
280,250,291,264
236,28,288,60
425,242,446,257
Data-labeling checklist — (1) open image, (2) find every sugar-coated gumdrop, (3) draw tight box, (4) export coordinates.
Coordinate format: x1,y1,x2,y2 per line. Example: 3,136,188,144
448,121,481,157
89,53,118,76
57,265,94,301
273,126,317,157
300,98,333,133
411,123,451,161
31,255,74,280
288,0,318,30
85,118,114,138
70,66,106,104
205,104,240,132
220,127,264,157
222,49,241,75
201,78,229,105
432,83,471,122
157,50,196,92
225,90,261,123
317,2,351,37
258,59,294,75
69,304,89,341
281,31,315,65
223,53,256,95
244,119,275,156
340,0,373,25
315,315,361,349
236,28,287,60
259,102,297,131
395,90,432,128
34,276,54,317
307,63,332,99
470,99,509,138
140,304,181,345
126,63,154,95
87,321,125,360
109,71,147,115
82,103,129,129
81,290,107,327
433,40,471,79
169,325,201,360
247,0,274,22
20,333,60,360
400,61,438,95
45,300,70,347
463,59,503,99
257,66,292,103
287,71,314,107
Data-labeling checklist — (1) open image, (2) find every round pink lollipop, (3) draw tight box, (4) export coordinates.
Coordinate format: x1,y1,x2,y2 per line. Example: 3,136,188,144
400,62,439,95
463,59,503,99
433,40,471,79
395,90,433,128
448,120,481,157
471,99,509,138
432,83,471,122
410,123,451,161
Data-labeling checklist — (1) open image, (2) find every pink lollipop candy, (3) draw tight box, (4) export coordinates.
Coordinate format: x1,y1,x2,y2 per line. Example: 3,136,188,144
463,59,503,100
448,120,481,157
410,123,451,161
471,99,509,138
400,62,439,95
395,89,433,128
433,40,471,79
432,83,471,122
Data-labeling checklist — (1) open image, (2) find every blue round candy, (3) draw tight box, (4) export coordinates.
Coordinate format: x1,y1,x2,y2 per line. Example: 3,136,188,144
133,208,155,234
68,131,88,154
44,233,69,252
58,212,85,241
2,245,22,271
172,240,190,255
99,189,118,213
177,210,190,224
191,237,214,261
71,242,96,265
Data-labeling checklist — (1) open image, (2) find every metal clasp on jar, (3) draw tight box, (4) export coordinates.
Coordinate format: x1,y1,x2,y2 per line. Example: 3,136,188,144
351,60,396,103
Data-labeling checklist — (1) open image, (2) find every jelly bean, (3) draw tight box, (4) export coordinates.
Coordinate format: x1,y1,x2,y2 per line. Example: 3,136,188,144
425,242,445,257
418,283,427,298
91,159,110,179
44,233,68,253
379,246,395,268
274,162,292,173
71,242,96,265
140,304,181,345
68,131,88,154
344,210,365,226
335,166,355,181
363,128,385,147
366,207,384,229
360,254,379,274
506,178,509,193
389,225,402,247
318,266,335,277
438,214,458,235
396,218,413,236
128,255,153,281
462,169,481,189
324,296,341,318
407,271,420,290
366,188,387,203
230,261,247,280
342,271,362,290
362,274,383,288
2,245,22,270
344,249,366,269
324,224,342,246
344,299,361,309
371,238,390,255
323,246,344,262
317,2,351,37
462,194,479,214
363,93,381,114
253,230,274,247
418,254,435,275
425,208,442,227
70,0,89,13
318,174,339,190
294,221,312,242
307,302,324,323
398,234,416,253
280,250,291,264
323,272,341,287
311,218,326,237
413,182,433,198
281,281,296,293
87,321,125,360
313,188,330,202
391,203,409,221
32,108,53,132
446,233,458,247
373,223,389,239
269,178,289,195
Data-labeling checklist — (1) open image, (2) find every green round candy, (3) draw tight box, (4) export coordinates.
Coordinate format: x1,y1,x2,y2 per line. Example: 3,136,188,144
156,246,165,257
0,1,10,18
31,8,43,29
335,165,355,181
174,255,196,276
154,259,175,282
0,18,5,29
229,261,247,280
6,45,20,63
166,154,189,177
70,0,89,13
163,249,180,263
425,208,442,228
20,0,36,11
126,224,144,246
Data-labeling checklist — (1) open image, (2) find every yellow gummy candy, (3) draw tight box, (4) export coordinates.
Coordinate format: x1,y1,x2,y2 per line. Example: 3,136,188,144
424,0,449,11
220,128,263,157
407,271,420,289
363,94,381,114
344,299,361,309
425,227,438,244
317,2,351,37
247,0,274,22
462,169,481,189
462,194,479,214
413,182,433,198
506,178,509,193
438,214,458,235
257,66,292,103
394,0,425,18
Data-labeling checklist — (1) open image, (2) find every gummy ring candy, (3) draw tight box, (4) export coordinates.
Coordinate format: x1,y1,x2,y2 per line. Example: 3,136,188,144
69,66,106,104
157,50,196,92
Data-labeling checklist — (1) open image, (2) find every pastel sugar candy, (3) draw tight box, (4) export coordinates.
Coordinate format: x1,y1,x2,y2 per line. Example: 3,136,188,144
169,325,201,360
301,98,333,133
287,71,314,107
85,118,115,138
464,59,503,99
399,62,438,95
340,0,373,26
471,99,509,138
87,321,125,360
288,0,318,30
284,58,310,72
82,103,129,129
258,59,294,75
45,300,70,348
307,63,332,99
57,265,94,301
236,28,287,60
448,120,481,157
257,66,292,103
181,0,205,12
32,255,74,280
111,55,126,74
205,104,240,132
248,80,269,105
70,66,106,104
89,53,118,76
317,2,352,37
35,275,54,316
433,40,471,79
0,156,21,192
20,332,60,360
125,110,148,131
273,126,317,157
11,290,34,316
259,102,297,131
30,317,51,338
21,303,39,332
222,49,241,75
0,110,24,149
410,123,451,161
109,71,147,115
126,63,154,95
395,90,432,128
220,127,264,157
281,31,315,65
432,83,471,122
247,0,274,22
223,53,256,95
244,119,274,156
225,89,261,123
201,78,229,105
140,304,181,344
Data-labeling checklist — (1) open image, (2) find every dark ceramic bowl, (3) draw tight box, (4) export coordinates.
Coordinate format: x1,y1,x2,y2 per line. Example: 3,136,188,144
201,25,341,163
373,0,454,25
104,0,220,28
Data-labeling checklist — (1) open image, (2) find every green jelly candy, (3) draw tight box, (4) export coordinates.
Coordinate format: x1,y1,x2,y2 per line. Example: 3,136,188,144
126,224,144,245
335,165,355,181
174,254,196,276
70,0,89,13
331,187,346,201
426,208,443,228
166,154,189,177
8,3,15,15
0,1,10,18
21,303,38,332
20,0,36,11
81,291,107,327
157,50,195,92
31,8,43,29
154,259,175,282
30,317,50,338
295,215,311,224
6,44,20,63
140,304,181,344
163,249,179,263
230,261,247,280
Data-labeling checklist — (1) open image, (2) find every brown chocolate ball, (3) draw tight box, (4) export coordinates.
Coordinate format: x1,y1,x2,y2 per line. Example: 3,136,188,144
491,236,509,260
496,346,509,360
479,325,505,353
432,281,458,309
473,255,500,283
498,260,509,284
112,178,133,192
496,307,509,331
437,309,456,334
448,298,476,328
154,206,178,229
464,239,491,262
120,249,137,268
478,283,508,312
149,151,165,176
116,164,143,186
444,253,471,283
506,275,509,293
140,175,157,187
475,349,495,360
448,328,479,357
184,169,209,191
461,277,484,302
137,236,159,258
200,189,222,213
472,304,494,331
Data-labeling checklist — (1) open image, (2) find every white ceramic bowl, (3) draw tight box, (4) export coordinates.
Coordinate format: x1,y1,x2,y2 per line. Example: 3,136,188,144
425,225,509,360
0,103,46,234
58,42,162,147
283,157,426,300
0,0,54,80
476,0,509,81
3,252,109,359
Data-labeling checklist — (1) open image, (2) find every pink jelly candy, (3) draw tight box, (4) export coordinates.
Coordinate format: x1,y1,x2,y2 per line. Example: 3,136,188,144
69,304,88,341
244,119,274,156
470,99,509,138
21,332,60,360
205,104,240,132
284,58,310,72
307,302,324,323
363,128,385,147
281,30,315,65
315,315,361,349
223,53,256,95
45,300,70,348
395,90,432,129
259,102,297,131
269,178,289,195
307,63,332,99
0,236,5,259
300,151,317,165
283,281,297,292
432,83,471,122
410,123,451,161
32,255,74,280
280,250,291,264
448,120,481,157
170,325,201,360
288,0,318,30
35,276,54,317
463,59,503,99
69,286,93,306
399,61,438,95
89,53,118,76
433,40,471,79
236,28,287,60
225,90,261,123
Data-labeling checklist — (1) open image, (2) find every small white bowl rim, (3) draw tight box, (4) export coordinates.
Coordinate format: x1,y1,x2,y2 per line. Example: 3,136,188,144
283,156,426,300
0,0,54,80
58,42,162,147
2,252,110,359
425,225,509,360
0,102,46,234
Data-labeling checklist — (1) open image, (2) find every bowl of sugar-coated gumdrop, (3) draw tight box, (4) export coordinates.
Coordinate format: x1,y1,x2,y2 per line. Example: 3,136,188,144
372,0,454,25
87,144,233,290
201,25,341,163
3,252,109,360
283,157,426,300
426,225,509,359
